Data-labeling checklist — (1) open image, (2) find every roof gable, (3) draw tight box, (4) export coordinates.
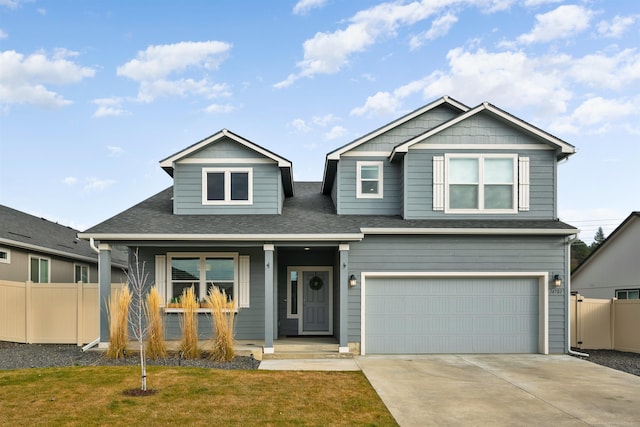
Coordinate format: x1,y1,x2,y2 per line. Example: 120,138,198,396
159,128,294,197
390,102,576,161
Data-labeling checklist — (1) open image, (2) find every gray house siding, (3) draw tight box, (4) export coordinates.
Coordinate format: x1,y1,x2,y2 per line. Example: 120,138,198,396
335,157,402,215
135,246,265,341
347,235,568,353
173,162,283,215
404,148,557,220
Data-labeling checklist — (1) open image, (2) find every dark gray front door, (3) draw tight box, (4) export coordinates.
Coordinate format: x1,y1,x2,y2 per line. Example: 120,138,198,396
302,270,331,334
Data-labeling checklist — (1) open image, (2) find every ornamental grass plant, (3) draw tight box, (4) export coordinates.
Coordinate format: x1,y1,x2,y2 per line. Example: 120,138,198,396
179,287,199,359
145,286,167,359
106,285,132,359
206,286,237,362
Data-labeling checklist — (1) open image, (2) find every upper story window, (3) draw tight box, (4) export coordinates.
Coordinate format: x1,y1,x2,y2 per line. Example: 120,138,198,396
445,154,517,213
202,167,253,205
0,248,9,264
356,161,383,199
29,255,50,283
75,264,89,283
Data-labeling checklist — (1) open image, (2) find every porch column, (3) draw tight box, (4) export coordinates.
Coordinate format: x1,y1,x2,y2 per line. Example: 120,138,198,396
339,244,350,353
263,244,275,353
98,243,112,348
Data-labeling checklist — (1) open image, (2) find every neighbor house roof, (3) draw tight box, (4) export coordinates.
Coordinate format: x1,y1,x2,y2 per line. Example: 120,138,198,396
79,182,577,243
159,128,295,197
389,102,576,161
0,204,127,266
572,211,640,278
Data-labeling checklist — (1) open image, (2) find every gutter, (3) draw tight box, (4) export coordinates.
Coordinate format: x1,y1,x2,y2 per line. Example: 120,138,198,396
81,337,100,352
565,233,589,358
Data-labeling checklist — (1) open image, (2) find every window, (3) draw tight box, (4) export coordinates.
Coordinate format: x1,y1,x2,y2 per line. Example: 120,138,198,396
169,253,239,306
75,264,89,283
0,248,9,264
445,154,517,212
29,255,50,283
616,289,640,299
202,168,252,205
356,161,383,198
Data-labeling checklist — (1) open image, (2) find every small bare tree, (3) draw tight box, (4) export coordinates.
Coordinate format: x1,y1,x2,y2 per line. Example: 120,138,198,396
126,248,151,391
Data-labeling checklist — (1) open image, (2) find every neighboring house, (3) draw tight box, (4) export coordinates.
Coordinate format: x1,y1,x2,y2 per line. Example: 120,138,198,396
79,96,577,355
572,212,640,299
0,205,127,283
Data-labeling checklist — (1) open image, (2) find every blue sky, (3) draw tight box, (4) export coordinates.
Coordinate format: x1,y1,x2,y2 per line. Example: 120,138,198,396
0,0,638,242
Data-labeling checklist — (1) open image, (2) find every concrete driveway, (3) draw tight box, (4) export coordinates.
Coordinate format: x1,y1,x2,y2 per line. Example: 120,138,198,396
356,354,640,426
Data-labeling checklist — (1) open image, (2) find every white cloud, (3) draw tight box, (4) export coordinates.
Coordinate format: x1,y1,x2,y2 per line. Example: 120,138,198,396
0,0,20,8
203,103,235,113
523,0,563,6
324,125,347,140
37,7,45,15
138,79,230,103
84,177,116,192
516,5,592,44
550,97,637,134
92,97,129,117
0,29,7,39
293,0,327,16
597,15,637,38
0,49,95,109
410,13,458,50
107,146,124,157
567,49,640,91
351,91,402,117
312,113,337,126
289,118,311,133
62,176,78,185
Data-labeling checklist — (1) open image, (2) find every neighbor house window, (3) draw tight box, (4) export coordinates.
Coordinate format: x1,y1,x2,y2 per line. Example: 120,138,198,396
75,264,89,283
0,248,9,264
445,154,517,212
616,289,640,299
169,253,238,306
202,168,252,205
356,161,383,198
29,255,50,283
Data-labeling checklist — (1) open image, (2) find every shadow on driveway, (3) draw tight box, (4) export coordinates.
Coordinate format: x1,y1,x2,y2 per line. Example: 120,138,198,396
356,354,640,426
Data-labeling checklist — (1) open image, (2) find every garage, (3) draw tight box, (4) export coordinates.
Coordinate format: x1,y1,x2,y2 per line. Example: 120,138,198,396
363,276,543,354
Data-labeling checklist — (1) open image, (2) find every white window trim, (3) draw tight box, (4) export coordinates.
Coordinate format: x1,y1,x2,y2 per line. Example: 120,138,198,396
356,161,384,199
28,255,51,283
166,252,239,311
201,167,253,205
0,247,10,264
74,263,90,283
444,153,518,214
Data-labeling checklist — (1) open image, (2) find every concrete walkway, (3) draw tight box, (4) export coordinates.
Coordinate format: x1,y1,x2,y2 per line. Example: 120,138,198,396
356,354,640,427
258,358,360,371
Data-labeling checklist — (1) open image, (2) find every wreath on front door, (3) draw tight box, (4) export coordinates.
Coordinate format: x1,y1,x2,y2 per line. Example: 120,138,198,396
309,275,324,290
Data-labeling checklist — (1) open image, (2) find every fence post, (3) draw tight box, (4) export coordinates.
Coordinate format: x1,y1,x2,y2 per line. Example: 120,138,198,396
25,280,32,344
611,297,616,350
77,281,83,346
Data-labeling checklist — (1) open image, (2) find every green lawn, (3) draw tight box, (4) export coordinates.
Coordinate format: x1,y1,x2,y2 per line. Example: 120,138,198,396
0,366,397,426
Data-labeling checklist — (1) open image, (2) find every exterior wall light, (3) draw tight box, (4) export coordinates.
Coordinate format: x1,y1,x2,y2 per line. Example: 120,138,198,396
349,274,357,287
553,274,562,287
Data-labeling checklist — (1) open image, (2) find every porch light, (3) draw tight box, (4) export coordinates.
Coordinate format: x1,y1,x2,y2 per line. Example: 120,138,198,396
349,274,357,287
553,274,562,287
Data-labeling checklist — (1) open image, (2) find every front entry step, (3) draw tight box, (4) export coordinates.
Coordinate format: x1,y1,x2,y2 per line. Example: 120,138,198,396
262,341,353,360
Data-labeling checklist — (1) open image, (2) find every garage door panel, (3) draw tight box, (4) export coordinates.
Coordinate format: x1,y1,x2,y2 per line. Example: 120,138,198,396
365,277,539,354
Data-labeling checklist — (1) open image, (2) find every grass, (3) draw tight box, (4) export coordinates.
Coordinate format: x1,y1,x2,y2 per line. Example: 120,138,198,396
0,366,397,426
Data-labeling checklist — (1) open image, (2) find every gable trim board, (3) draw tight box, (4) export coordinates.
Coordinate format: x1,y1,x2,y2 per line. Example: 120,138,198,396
389,102,575,162
360,271,549,355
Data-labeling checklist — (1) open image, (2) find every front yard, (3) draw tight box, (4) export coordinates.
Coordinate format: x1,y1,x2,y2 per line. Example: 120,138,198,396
0,365,397,426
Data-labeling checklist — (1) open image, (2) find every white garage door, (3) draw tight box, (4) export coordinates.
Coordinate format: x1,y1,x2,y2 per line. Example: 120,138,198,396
364,277,540,354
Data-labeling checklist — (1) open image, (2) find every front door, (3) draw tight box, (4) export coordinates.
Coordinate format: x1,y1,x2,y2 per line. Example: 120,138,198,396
302,270,331,334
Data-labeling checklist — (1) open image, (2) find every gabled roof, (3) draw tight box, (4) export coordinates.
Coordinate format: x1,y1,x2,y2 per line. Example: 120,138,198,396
159,128,295,197
0,204,127,266
572,212,640,278
321,96,469,194
389,102,576,161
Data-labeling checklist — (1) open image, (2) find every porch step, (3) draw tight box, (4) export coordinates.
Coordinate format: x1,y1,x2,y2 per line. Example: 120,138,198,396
262,342,353,360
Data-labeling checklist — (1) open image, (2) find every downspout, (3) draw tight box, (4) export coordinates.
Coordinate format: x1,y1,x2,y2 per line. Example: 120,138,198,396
81,237,101,351
565,233,589,357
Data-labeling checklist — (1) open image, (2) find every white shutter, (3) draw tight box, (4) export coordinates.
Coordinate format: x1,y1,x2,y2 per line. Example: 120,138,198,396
239,256,250,308
433,156,444,211
155,255,167,306
518,157,530,212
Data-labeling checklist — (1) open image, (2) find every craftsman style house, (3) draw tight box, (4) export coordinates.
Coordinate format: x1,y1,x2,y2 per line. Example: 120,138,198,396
80,96,577,355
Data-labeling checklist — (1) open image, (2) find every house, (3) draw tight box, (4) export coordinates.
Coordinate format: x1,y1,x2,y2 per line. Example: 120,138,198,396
572,212,640,299
0,204,127,283
79,96,577,355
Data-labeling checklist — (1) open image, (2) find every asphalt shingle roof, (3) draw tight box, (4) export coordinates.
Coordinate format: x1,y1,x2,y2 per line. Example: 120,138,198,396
83,182,577,239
